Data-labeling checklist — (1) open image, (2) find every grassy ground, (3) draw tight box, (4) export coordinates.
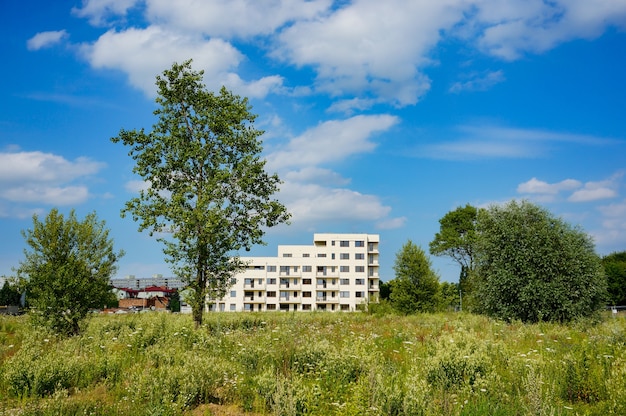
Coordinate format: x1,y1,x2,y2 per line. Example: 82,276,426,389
1,311,625,415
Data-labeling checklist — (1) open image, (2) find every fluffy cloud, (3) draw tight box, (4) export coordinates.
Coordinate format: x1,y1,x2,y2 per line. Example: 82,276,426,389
517,177,581,195
45,0,626,106
568,172,623,202
0,151,105,207
266,114,398,170
27,30,68,50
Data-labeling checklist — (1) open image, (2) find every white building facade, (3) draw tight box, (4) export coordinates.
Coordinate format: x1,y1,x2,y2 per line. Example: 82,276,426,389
208,233,380,312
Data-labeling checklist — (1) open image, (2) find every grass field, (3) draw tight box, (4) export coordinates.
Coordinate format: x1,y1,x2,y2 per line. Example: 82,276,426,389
1,311,625,415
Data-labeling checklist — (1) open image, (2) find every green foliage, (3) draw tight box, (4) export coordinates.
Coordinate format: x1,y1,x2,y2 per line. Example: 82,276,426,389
429,204,479,273
1,312,626,415
439,281,460,312
16,209,123,336
390,240,440,314
474,200,608,323
0,279,21,306
602,251,626,305
111,60,290,327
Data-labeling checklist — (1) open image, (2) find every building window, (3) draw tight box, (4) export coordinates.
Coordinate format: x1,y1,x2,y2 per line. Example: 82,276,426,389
267,278,276,285
244,278,253,285
302,304,312,310
340,291,350,298
340,240,350,247
244,304,251,311
303,291,312,297
230,290,236,297
267,291,276,297
331,240,335,246
317,253,327,258
257,279,263,285
356,291,365,298
230,278,237,285
340,266,350,273
340,253,349,260
267,304,276,310
355,279,365,285
293,266,299,272
331,253,335,260
303,278,312,285
340,278,349,285
303,253,310,257
303,266,312,273
355,266,365,273
355,240,365,247
341,304,350,311
355,253,365,260
230,304,236,311
283,253,292,257
267,265,276,272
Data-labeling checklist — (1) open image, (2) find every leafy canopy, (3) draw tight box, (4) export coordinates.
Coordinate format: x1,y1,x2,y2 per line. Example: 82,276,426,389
17,209,122,335
429,204,478,271
474,200,607,323
390,240,440,314
602,251,626,305
111,60,290,326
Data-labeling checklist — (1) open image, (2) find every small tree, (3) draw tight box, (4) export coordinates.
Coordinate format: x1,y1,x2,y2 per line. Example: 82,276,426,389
439,281,460,312
429,204,478,305
602,251,626,306
0,278,21,306
112,60,290,327
474,200,607,323
390,240,440,314
17,209,123,335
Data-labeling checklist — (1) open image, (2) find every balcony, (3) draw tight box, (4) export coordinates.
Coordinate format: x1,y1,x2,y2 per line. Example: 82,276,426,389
279,295,300,303
244,296,265,303
316,296,339,304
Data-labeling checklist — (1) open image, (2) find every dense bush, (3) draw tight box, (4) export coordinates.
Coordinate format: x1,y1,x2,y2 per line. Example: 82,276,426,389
474,200,608,323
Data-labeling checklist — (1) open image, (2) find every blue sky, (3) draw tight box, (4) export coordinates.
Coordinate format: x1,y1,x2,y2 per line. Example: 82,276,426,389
1,0,625,284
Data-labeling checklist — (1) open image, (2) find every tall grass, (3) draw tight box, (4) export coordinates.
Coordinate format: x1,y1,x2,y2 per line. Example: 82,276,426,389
1,311,625,415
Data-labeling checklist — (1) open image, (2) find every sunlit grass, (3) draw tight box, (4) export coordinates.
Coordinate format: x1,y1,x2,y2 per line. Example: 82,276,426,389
1,311,625,415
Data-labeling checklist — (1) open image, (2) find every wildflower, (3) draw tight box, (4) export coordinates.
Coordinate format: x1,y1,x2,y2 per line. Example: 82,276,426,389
44,339,49,343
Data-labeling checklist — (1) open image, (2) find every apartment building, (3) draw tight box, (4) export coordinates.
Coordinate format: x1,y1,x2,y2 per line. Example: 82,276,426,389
208,233,380,312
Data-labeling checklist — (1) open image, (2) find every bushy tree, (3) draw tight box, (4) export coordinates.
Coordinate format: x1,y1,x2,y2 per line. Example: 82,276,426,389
390,240,440,314
112,60,290,326
474,200,607,323
17,209,123,335
429,204,479,307
602,251,626,305
0,278,21,306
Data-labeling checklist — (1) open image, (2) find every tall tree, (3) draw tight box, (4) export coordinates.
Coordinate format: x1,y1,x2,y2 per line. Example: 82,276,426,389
112,60,290,326
17,209,123,335
474,200,607,323
390,240,440,314
602,251,626,306
429,204,479,301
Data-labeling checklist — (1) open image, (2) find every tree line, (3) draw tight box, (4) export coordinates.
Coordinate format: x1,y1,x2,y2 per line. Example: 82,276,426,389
379,201,625,323
2,60,624,335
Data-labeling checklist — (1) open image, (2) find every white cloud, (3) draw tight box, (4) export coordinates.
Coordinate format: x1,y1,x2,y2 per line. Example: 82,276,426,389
419,125,616,160
449,70,505,93
568,171,623,202
267,114,398,170
0,151,105,207
591,199,626,249
67,0,626,106
82,26,248,96
278,181,391,225
27,30,68,50
144,0,332,38
517,177,581,195
275,0,463,106
72,0,140,26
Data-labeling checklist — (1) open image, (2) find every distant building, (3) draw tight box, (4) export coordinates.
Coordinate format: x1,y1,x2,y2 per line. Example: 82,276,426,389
208,233,381,312
113,285,177,310
110,274,186,291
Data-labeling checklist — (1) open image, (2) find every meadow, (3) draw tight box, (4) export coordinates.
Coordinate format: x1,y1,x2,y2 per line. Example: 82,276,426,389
1,311,625,415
